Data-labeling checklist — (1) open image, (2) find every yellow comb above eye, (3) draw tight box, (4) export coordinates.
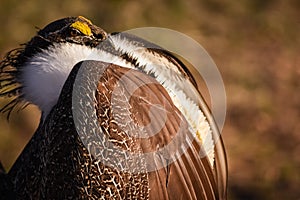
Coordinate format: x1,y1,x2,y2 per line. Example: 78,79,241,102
78,16,92,24
70,21,92,36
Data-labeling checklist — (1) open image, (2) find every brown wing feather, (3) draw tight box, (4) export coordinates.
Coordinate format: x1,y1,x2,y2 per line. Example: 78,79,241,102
97,63,220,199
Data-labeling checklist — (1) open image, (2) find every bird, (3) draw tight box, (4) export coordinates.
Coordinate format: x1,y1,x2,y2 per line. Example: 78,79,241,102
0,16,227,199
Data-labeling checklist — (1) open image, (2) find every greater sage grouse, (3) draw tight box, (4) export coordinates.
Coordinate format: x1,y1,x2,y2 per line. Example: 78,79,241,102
0,16,227,199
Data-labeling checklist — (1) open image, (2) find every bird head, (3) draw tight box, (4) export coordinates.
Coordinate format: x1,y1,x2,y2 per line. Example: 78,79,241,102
24,16,107,58
0,16,107,118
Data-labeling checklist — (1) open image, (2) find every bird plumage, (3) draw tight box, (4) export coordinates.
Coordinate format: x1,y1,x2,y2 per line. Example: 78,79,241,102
0,16,227,199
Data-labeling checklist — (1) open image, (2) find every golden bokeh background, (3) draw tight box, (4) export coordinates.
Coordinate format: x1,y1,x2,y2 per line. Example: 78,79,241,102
0,0,299,199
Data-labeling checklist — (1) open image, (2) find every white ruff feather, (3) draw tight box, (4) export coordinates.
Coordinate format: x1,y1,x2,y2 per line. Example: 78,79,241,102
20,43,131,117
21,43,94,116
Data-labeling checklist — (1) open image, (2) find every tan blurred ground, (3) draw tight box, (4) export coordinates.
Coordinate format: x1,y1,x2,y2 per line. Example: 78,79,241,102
0,0,299,199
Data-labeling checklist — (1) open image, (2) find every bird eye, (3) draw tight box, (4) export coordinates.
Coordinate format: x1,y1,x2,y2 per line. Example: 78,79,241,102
69,28,82,37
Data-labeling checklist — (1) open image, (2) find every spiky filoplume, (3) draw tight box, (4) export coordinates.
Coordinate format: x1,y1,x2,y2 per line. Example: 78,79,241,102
0,16,227,199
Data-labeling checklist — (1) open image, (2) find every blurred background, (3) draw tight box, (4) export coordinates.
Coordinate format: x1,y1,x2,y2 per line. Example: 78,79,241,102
0,0,299,199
